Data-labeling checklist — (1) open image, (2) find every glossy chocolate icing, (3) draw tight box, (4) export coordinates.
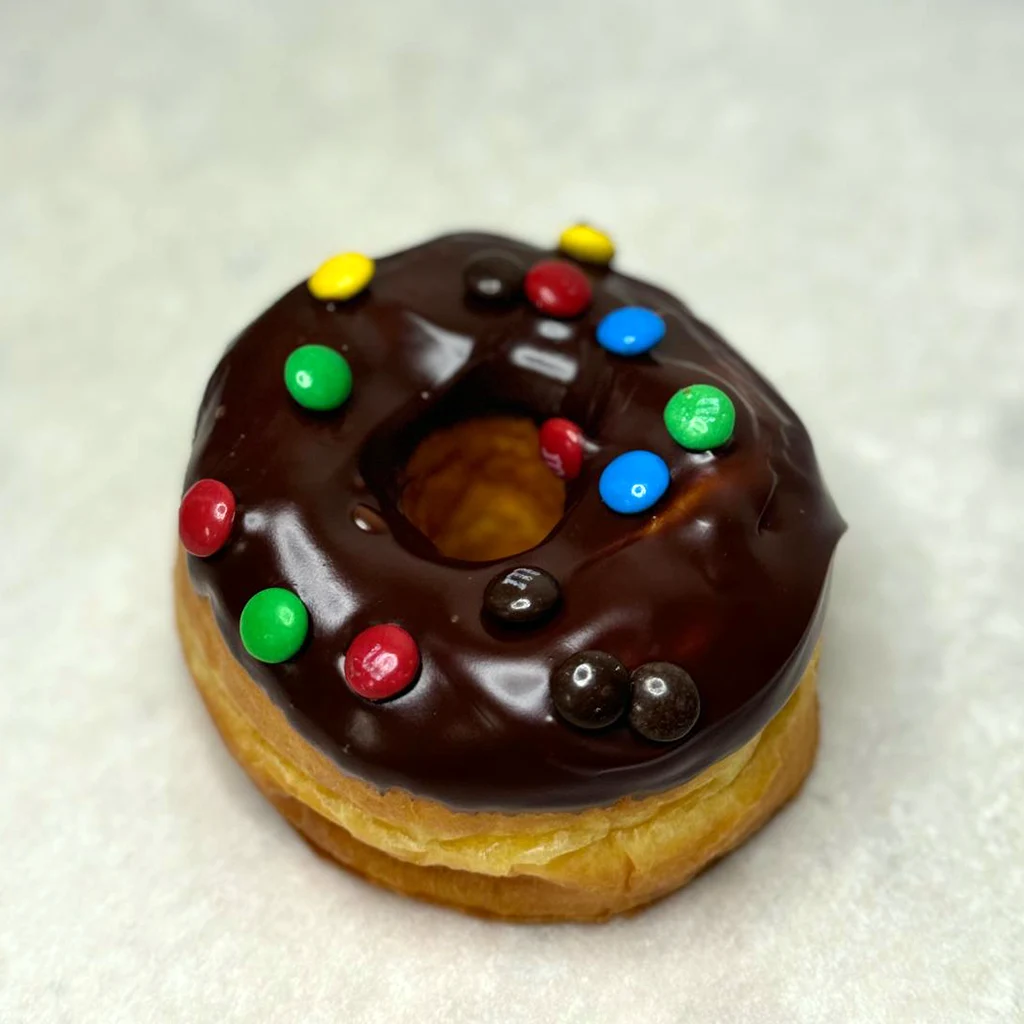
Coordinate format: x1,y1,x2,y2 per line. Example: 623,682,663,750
185,232,844,812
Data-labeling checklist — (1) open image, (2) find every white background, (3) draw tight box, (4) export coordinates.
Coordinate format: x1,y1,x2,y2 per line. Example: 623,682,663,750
2,1,1021,1021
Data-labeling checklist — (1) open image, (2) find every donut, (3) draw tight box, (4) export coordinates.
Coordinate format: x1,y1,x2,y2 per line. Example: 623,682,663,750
175,227,844,921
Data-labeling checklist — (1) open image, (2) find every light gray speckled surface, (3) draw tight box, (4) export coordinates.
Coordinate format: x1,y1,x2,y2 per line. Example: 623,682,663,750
1,1,1022,1021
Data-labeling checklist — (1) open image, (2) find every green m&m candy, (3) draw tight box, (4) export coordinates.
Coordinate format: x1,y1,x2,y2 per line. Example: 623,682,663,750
284,344,352,411
240,588,309,663
664,384,736,451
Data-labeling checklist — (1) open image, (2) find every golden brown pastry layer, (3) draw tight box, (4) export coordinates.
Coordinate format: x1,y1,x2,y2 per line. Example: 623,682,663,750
176,552,819,921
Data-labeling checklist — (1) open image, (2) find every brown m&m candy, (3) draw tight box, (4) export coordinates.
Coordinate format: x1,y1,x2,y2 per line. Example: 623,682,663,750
484,566,561,625
629,662,700,742
463,253,524,304
551,650,629,729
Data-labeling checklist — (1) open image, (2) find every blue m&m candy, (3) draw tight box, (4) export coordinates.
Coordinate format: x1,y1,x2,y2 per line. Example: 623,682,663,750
596,307,666,357
598,451,671,514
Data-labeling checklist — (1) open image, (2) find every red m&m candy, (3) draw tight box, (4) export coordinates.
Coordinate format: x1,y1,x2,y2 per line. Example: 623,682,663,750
539,417,584,480
524,260,592,319
343,624,420,701
179,479,236,557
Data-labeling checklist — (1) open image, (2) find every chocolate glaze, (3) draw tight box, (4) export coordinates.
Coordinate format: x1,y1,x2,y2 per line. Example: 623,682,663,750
185,232,844,812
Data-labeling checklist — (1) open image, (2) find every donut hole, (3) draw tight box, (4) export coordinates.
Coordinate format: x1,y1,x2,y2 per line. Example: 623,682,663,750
399,416,565,562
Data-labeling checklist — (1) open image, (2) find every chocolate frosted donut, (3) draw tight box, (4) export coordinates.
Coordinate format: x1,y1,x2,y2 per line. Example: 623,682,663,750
176,227,844,919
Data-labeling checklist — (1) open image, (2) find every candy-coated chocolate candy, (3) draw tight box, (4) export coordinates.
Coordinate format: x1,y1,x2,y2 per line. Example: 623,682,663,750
463,253,524,303
344,623,420,701
307,252,375,301
179,478,236,557
629,662,700,742
240,588,309,664
551,650,629,729
598,450,670,514
524,260,592,318
284,344,353,411
484,566,561,625
596,307,666,357
558,223,615,266
538,417,584,480
663,384,736,450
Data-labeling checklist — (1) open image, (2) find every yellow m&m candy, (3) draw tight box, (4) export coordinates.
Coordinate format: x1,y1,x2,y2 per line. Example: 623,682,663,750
558,223,615,266
307,252,375,301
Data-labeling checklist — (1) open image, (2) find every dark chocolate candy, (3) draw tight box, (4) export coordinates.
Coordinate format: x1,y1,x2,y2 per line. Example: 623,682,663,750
462,252,524,304
629,662,701,743
483,566,561,625
551,651,630,729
